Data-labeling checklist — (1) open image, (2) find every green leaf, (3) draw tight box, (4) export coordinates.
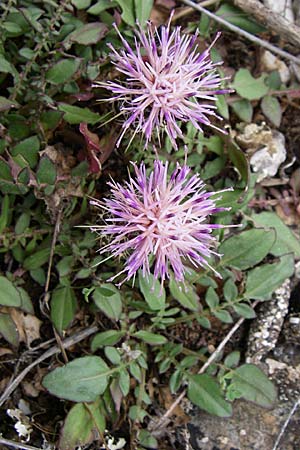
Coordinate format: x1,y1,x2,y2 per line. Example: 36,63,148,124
0,313,19,347
92,284,122,320
226,139,249,186
134,330,167,345
69,22,108,45
169,277,199,311
216,94,229,119
105,346,121,365
0,194,10,234
138,430,158,449
223,279,238,302
219,229,276,270
23,248,51,270
0,276,22,307
251,212,300,258
18,287,34,314
118,369,130,396
224,351,240,368
43,356,110,402
139,272,166,310
188,374,232,417
59,401,104,450
261,95,282,127
11,136,40,168
72,0,92,9
115,0,135,26
36,156,56,185
58,103,102,124
232,69,269,100
213,310,233,323
88,0,118,15
15,212,30,234
205,287,219,309
231,364,277,407
51,286,77,333
233,303,256,319
244,254,294,301
216,4,265,34
196,316,211,329
134,0,153,24
46,58,81,85
91,330,125,351
231,99,253,122
0,96,19,112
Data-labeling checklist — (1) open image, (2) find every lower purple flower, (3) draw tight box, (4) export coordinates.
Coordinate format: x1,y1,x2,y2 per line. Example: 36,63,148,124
91,160,232,286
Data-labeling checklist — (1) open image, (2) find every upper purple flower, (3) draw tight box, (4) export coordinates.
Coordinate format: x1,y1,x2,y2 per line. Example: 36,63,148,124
91,160,231,287
98,17,229,149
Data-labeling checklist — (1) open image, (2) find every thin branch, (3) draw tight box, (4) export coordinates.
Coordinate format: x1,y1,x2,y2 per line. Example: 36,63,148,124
0,325,99,407
172,0,219,22
234,0,300,48
0,436,42,450
180,0,300,66
150,303,258,432
272,397,300,450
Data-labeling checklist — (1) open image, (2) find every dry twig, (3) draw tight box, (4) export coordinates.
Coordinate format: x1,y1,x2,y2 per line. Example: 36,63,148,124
0,325,99,407
234,0,300,48
272,397,300,450
0,436,42,450
180,0,300,65
150,303,259,432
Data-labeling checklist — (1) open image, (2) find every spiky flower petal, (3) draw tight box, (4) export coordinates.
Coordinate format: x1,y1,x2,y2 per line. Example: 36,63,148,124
98,17,229,149
91,160,232,286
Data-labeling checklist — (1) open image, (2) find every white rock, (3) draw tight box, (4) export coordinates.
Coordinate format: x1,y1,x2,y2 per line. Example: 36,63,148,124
261,50,290,83
263,0,294,22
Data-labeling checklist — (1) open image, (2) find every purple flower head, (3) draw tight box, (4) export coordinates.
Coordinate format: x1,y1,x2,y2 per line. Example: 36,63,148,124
98,16,230,149
91,160,233,287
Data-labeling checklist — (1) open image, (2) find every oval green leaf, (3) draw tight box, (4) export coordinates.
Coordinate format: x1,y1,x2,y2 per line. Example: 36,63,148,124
134,330,167,345
0,276,22,307
43,356,110,402
139,272,166,310
92,284,122,320
231,364,277,407
219,228,276,270
188,374,232,417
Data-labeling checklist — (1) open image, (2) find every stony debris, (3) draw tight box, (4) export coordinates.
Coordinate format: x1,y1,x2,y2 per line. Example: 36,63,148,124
235,123,287,182
246,279,291,364
261,50,290,83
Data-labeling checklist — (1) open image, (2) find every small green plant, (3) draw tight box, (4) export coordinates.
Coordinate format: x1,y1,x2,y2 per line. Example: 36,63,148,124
0,1,298,449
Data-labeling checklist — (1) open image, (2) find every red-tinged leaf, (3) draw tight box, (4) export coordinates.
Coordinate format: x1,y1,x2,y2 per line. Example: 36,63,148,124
79,123,118,173
79,123,101,173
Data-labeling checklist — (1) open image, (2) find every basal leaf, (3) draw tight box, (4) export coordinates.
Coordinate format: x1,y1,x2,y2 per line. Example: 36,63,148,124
219,228,276,270
232,69,269,100
231,364,277,407
244,254,294,301
43,356,110,402
188,374,232,417
251,212,300,258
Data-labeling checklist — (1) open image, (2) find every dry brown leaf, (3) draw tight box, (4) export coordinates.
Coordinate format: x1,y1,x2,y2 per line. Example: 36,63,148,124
10,309,41,347
158,386,189,424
